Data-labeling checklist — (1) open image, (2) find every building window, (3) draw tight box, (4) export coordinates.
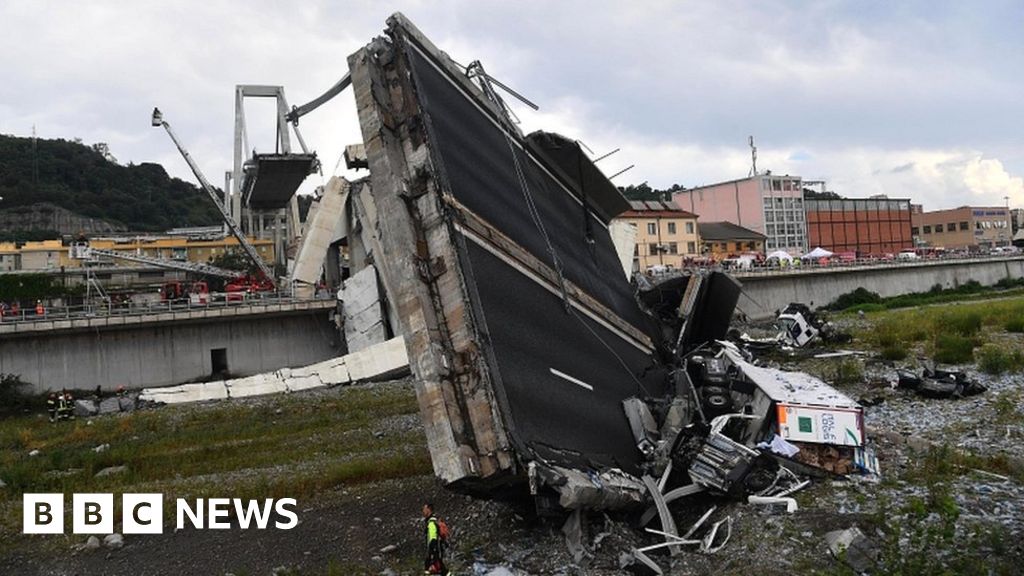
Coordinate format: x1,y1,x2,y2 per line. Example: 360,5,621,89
685,222,694,234
947,222,956,232
911,227,919,235
667,222,677,234
648,242,659,255
923,225,932,234
720,242,728,250
668,242,678,254
935,224,943,233
687,241,696,253
647,222,657,235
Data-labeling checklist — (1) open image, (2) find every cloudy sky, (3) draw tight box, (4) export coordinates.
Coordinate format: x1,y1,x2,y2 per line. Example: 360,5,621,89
2,0,1022,210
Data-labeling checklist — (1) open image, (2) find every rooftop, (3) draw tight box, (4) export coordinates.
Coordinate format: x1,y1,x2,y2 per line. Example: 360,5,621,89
699,221,766,241
620,200,697,219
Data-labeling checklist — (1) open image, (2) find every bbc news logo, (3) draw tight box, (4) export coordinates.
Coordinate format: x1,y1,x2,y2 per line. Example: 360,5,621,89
24,494,298,534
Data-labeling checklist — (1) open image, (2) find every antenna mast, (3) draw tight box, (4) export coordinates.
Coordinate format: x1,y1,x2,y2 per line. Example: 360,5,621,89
748,135,758,177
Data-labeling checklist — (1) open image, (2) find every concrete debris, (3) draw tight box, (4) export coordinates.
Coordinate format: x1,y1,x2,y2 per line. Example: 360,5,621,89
292,176,350,299
824,527,879,573
747,495,798,513
94,465,127,477
561,508,587,563
75,399,98,417
28,449,40,457
378,544,397,554
138,337,408,405
103,533,124,549
92,443,110,453
83,535,101,551
98,397,121,414
339,264,388,353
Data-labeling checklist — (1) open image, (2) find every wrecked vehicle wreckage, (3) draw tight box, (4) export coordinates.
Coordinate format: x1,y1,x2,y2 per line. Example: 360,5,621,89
340,13,877,566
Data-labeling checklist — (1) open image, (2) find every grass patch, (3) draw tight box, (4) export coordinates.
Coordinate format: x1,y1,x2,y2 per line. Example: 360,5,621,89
1005,316,1024,333
932,333,977,364
830,279,1024,312
0,381,428,536
977,345,1024,375
853,296,1024,365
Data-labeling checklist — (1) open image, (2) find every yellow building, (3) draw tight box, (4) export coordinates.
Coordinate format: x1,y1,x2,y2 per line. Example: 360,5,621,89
616,200,700,272
0,240,64,271
0,236,274,271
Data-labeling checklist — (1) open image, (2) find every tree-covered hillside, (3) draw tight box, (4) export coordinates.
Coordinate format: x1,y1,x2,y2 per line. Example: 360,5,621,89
0,134,222,232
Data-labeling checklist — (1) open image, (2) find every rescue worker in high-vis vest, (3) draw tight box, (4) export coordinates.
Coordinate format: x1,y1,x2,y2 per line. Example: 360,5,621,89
57,389,74,421
422,502,450,575
46,392,58,422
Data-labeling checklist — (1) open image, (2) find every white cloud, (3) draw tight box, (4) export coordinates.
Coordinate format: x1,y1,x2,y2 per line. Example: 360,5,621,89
0,0,1021,213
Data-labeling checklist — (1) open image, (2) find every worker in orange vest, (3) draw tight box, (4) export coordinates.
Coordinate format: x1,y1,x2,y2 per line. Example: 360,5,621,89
35,301,45,317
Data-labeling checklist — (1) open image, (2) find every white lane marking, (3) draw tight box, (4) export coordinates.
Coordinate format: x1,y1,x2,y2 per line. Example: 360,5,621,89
550,368,594,391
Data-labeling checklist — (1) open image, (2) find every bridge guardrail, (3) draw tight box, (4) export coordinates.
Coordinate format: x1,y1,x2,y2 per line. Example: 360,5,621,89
0,293,336,328
694,252,1024,278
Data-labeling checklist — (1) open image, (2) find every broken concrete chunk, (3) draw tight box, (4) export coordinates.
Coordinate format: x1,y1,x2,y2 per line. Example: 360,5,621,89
344,337,409,382
74,399,98,417
94,465,127,477
98,397,121,414
825,527,879,573
139,381,228,404
103,533,124,549
225,374,288,398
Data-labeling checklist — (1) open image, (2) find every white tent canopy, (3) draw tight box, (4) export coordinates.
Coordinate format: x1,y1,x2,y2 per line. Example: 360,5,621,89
801,247,834,260
766,250,793,262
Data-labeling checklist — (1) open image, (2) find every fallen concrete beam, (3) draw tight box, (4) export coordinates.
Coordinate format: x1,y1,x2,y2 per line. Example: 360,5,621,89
139,381,228,404
350,13,666,496
343,336,409,382
291,176,350,298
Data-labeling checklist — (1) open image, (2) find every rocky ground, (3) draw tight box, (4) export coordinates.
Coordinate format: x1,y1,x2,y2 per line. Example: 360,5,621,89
2,308,1023,575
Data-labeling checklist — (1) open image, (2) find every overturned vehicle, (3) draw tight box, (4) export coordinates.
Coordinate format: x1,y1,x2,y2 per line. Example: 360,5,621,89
347,14,874,520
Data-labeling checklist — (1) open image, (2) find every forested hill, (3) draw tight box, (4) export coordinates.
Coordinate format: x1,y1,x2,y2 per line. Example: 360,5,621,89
0,133,222,234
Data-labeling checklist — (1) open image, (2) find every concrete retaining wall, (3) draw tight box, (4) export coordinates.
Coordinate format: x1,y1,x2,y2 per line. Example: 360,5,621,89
0,313,341,394
736,257,1024,320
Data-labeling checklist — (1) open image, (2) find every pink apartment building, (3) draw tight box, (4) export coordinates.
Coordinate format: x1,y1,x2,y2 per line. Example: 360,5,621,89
674,174,808,255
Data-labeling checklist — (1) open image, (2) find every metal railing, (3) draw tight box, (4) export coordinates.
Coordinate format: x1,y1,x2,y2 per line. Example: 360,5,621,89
0,292,336,327
692,251,1024,278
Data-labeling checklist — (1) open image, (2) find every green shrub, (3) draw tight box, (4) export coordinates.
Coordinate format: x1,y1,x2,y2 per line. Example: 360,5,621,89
850,303,886,314
880,343,909,361
978,345,1012,374
828,287,881,311
939,310,983,336
1004,317,1024,333
933,333,976,364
